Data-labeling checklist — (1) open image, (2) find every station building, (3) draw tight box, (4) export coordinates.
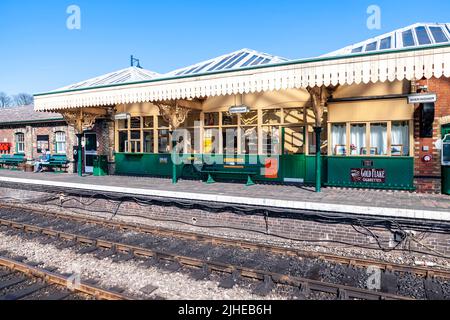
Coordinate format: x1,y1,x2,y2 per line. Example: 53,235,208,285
12,23,450,194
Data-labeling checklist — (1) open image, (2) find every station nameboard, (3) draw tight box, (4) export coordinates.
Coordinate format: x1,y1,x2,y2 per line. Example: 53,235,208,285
229,105,250,114
114,113,131,120
407,93,437,104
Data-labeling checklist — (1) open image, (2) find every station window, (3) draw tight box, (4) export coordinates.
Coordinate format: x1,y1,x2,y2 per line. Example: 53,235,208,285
350,124,367,155
262,126,281,156
370,123,387,156
37,135,49,154
263,109,281,124
241,127,258,155
55,132,66,154
331,124,347,155
330,121,411,157
392,121,410,156
15,133,25,154
204,112,219,127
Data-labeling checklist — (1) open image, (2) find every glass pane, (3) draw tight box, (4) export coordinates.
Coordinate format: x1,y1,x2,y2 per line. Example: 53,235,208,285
370,123,388,155
130,131,141,140
37,135,49,154
222,112,238,126
392,121,410,156
119,131,128,153
158,116,169,128
143,131,154,153
241,127,258,155
351,47,363,53
131,141,141,153
415,26,432,45
365,41,378,52
284,108,303,124
118,119,128,129
380,37,392,50
402,29,415,47
222,128,238,155
130,117,141,129
143,117,154,128
308,125,327,155
429,27,448,43
284,126,304,155
186,111,201,127
263,109,281,124
204,128,220,154
262,126,280,155
158,129,170,153
332,124,347,155
241,111,258,125
350,124,366,155
204,113,219,126
186,128,201,154
85,134,97,152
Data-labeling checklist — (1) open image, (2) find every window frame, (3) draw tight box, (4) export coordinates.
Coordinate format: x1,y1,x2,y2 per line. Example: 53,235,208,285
54,131,67,154
15,133,25,154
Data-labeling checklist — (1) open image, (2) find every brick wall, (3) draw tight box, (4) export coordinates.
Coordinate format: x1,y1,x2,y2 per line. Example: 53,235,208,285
1,186,450,257
0,122,72,161
414,77,450,193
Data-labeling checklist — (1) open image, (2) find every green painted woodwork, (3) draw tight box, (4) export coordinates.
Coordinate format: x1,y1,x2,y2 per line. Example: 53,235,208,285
326,156,415,190
114,153,414,191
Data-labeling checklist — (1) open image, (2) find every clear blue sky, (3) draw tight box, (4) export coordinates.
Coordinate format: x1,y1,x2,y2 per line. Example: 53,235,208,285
0,0,449,95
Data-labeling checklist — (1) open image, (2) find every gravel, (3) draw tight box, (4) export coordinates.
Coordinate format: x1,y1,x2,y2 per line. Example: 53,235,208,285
0,231,289,300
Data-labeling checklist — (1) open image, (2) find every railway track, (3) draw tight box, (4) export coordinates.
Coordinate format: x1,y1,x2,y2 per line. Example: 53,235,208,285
0,255,131,300
1,203,449,281
0,205,420,300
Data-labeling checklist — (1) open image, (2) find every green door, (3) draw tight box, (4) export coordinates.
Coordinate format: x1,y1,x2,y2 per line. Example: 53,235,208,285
281,126,306,183
442,125,450,195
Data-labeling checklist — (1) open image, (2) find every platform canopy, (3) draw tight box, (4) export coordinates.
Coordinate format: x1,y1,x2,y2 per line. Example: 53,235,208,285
35,25,450,112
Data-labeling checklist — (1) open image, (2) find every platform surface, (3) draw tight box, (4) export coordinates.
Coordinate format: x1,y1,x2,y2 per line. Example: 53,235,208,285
0,171,449,222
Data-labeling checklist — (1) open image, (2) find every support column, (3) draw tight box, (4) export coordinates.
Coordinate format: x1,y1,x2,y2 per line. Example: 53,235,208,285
76,133,83,177
314,127,322,193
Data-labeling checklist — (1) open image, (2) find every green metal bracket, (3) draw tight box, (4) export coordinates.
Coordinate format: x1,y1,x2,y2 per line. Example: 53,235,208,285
246,175,256,187
206,174,216,184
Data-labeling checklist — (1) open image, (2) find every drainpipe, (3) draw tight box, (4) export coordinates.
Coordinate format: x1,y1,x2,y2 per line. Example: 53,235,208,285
76,133,83,177
314,127,322,193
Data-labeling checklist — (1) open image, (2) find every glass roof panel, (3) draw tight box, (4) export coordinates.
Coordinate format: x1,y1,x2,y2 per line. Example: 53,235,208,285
207,55,235,72
241,55,260,67
402,29,416,47
251,56,265,66
351,46,363,53
226,52,251,69
365,41,378,52
216,52,247,71
415,26,432,45
429,26,448,43
379,37,392,50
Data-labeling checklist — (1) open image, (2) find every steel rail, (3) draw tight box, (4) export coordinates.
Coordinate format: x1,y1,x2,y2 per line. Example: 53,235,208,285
0,256,131,300
0,215,411,300
0,203,447,281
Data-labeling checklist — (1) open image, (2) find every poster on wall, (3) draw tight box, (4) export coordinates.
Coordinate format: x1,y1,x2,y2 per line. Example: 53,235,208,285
350,168,386,183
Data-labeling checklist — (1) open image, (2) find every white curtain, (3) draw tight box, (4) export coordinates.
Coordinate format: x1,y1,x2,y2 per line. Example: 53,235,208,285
332,124,346,155
370,124,387,155
392,122,409,156
350,124,366,155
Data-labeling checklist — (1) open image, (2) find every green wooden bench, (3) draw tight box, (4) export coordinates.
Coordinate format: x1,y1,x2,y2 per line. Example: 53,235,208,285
0,154,26,170
41,155,69,173
197,163,260,186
